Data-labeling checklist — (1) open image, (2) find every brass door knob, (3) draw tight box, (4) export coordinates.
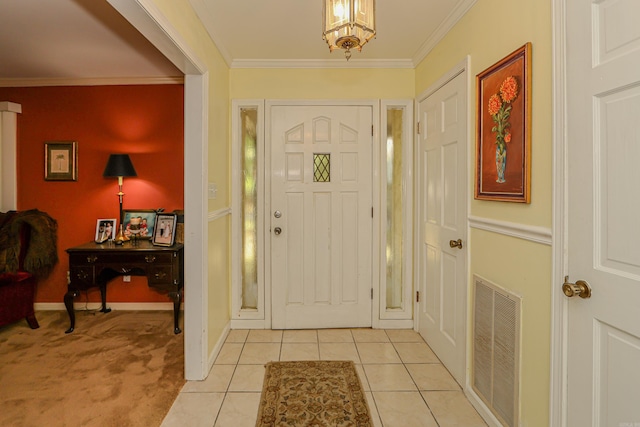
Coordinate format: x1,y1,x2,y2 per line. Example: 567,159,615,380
449,239,463,249
562,276,592,299
274,227,282,235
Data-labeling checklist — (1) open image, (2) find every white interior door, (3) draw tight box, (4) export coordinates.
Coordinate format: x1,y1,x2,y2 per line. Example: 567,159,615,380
416,71,467,384
566,0,640,425
270,104,373,329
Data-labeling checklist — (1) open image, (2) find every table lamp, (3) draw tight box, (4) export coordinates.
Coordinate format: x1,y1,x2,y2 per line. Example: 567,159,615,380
103,154,137,244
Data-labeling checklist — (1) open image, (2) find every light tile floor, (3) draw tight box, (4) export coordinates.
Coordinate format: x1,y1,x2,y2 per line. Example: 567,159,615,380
161,329,487,427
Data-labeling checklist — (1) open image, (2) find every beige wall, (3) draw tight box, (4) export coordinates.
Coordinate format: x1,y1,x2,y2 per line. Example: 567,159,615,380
231,68,415,99
416,0,553,425
152,2,553,423
149,0,231,355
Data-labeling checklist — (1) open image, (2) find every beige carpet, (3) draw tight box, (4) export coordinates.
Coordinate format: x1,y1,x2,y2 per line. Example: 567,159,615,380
0,310,184,427
256,360,372,427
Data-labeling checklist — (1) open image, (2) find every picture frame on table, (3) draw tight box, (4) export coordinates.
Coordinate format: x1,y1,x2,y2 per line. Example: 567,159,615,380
152,213,177,247
95,219,116,243
45,141,78,181
122,209,156,240
475,43,532,203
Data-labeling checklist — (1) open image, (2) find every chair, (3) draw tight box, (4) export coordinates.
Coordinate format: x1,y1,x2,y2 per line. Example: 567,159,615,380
0,210,58,329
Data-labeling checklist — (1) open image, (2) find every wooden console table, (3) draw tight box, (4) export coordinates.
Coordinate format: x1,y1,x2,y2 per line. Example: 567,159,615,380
65,240,184,334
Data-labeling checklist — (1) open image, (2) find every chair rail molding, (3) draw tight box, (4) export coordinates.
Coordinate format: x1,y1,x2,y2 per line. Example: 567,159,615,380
209,207,231,222
469,215,552,246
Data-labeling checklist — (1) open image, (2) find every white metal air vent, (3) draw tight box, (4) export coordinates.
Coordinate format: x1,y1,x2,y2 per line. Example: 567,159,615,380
472,274,521,427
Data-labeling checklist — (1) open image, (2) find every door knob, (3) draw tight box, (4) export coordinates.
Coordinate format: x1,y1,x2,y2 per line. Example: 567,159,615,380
449,239,463,249
562,276,592,299
274,227,282,235
274,210,282,218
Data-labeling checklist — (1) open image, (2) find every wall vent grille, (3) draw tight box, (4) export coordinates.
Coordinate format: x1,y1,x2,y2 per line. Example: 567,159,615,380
472,275,521,427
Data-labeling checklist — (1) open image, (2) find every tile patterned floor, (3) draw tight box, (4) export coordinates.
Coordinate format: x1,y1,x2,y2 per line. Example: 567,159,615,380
161,329,487,427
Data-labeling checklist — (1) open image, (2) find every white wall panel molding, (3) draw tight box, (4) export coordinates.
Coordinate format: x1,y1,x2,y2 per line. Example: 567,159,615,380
469,215,552,246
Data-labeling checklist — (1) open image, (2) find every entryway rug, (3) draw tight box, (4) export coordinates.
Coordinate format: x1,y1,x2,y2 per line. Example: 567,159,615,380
256,360,372,427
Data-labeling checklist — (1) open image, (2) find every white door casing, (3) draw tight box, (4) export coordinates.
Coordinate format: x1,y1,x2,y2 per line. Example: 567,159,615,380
270,104,373,329
416,68,467,385
565,0,640,425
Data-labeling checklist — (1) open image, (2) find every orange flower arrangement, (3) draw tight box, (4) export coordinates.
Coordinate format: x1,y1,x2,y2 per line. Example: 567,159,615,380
488,76,519,154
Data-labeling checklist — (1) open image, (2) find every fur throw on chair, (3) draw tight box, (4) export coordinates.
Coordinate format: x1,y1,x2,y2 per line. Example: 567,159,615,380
0,209,58,278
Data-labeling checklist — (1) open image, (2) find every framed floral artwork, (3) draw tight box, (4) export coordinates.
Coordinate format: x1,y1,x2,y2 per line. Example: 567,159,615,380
475,43,531,202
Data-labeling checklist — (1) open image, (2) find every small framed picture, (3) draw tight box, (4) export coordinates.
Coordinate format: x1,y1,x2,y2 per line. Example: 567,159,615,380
45,141,78,181
95,218,116,243
152,213,177,246
122,210,156,240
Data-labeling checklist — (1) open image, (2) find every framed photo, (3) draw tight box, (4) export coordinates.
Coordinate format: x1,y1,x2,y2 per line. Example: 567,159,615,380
95,219,117,243
122,209,156,240
45,141,78,181
475,43,532,203
152,213,177,246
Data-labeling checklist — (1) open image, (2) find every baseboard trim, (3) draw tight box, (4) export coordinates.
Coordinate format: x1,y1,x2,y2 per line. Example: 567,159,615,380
207,321,231,375
465,385,503,427
375,319,415,329
35,302,182,311
230,318,267,329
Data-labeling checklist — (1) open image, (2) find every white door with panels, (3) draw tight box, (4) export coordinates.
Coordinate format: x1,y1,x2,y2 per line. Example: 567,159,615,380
566,0,640,425
270,105,373,329
416,71,467,384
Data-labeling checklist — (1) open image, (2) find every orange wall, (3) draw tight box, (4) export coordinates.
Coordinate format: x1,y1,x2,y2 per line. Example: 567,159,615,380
0,84,184,304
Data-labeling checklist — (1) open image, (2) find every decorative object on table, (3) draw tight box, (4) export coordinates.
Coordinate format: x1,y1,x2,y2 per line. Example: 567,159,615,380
173,209,184,244
44,141,77,181
152,212,177,247
322,0,375,61
94,219,116,244
256,360,372,427
0,209,58,329
475,43,531,203
103,154,137,244
122,210,156,241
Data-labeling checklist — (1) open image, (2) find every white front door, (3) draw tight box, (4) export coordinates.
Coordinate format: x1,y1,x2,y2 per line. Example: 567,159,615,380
416,70,467,384
270,104,373,329
566,0,640,425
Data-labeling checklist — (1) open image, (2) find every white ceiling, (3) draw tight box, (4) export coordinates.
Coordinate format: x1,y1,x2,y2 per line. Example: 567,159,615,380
0,0,475,81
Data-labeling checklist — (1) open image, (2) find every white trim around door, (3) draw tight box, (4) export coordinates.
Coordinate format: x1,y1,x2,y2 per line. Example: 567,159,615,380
108,0,210,381
231,99,415,330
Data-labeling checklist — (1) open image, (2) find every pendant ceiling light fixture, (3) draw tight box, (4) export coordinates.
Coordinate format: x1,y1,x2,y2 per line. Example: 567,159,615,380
322,0,376,61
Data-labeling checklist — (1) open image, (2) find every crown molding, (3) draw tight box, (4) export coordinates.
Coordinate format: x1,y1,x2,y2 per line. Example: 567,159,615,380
412,0,478,66
0,76,184,87
230,59,415,69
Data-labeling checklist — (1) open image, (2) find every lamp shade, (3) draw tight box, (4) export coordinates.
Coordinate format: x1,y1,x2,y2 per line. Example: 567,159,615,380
103,154,137,178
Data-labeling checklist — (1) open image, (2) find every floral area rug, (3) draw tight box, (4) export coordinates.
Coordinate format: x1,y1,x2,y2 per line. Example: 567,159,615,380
256,360,372,427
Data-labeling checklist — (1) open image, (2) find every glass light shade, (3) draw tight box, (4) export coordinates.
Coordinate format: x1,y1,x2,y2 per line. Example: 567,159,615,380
322,0,375,60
